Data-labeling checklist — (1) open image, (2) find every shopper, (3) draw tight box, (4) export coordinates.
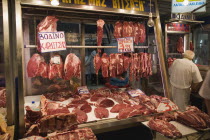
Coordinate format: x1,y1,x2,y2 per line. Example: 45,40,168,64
169,50,203,111
199,70,210,116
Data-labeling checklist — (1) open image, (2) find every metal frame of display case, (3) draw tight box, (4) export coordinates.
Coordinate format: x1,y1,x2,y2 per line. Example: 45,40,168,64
4,0,171,138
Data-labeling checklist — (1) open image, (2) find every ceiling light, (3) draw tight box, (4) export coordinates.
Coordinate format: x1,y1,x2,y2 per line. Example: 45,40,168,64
51,0,59,6
147,0,154,27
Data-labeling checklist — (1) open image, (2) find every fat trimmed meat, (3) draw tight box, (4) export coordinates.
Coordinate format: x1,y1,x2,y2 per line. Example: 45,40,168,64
77,103,92,113
94,107,109,119
101,53,109,77
110,104,130,113
72,108,88,123
93,53,101,75
114,21,123,39
96,98,114,108
109,53,117,77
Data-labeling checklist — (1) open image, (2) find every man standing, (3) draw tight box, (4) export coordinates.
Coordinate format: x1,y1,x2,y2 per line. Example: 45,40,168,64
169,50,202,111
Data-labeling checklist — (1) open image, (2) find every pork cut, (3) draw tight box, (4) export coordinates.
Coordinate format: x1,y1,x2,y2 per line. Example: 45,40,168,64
64,53,81,80
177,37,184,53
96,98,114,108
0,88,6,108
72,108,88,123
101,53,109,78
110,104,130,113
148,118,182,138
139,23,146,43
48,128,97,140
37,16,58,52
44,90,72,102
109,53,117,77
94,107,109,119
27,53,48,78
116,53,124,75
77,103,92,113
93,53,101,75
48,55,64,80
114,21,123,39
97,19,105,46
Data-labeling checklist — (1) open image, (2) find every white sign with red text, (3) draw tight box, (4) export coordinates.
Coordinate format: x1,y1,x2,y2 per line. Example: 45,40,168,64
128,89,145,97
38,31,66,53
77,86,90,95
117,37,134,53
157,99,178,113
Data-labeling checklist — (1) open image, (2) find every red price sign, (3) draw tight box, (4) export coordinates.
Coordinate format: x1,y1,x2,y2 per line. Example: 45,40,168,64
117,37,134,53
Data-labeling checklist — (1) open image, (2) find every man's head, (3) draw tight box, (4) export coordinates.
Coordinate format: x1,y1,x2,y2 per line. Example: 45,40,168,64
182,50,195,60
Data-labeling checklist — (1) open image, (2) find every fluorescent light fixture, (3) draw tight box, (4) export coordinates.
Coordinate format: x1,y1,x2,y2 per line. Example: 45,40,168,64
51,0,59,6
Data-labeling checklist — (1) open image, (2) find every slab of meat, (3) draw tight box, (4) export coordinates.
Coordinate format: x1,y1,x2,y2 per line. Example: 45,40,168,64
93,53,101,75
122,21,133,37
147,53,152,76
97,19,105,46
94,107,109,119
133,53,140,80
67,98,88,108
48,55,64,80
20,136,45,140
110,104,130,113
133,22,140,45
77,103,92,113
117,107,134,120
114,21,123,39
64,53,81,80
24,124,39,137
176,37,184,53
123,55,131,71
129,53,134,81
148,119,182,138
0,88,6,108
48,128,97,140
139,23,146,43
116,53,124,75
37,16,58,52
44,90,72,102
101,53,109,77
90,94,105,102
72,108,88,123
155,112,175,122
109,53,117,77
39,113,78,135
27,53,48,78
25,106,42,124
96,98,114,108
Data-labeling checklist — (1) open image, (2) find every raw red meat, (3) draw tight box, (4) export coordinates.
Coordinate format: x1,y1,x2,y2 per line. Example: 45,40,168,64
110,104,130,113
147,53,152,76
27,53,48,78
48,55,64,80
44,90,72,102
128,22,134,37
114,21,123,39
123,55,131,71
177,37,184,53
72,108,88,123
0,88,6,108
139,23,146,43
109,53,117,77
122,21,133,37
148,119,182,138
37,16,58,52
101,53,109,77
133,53,140,80
19,136,45,140
24,124,39,137
77,103,92,113
156,112,175,122
129,53,134,81
133,22,140,45
25,106,42,124
94,107,109,119
90,94,105,102
97,19,105,46
64,53,81,80
117,107,134,120
96,98,114,108
93,53,101,75
116,53,124,75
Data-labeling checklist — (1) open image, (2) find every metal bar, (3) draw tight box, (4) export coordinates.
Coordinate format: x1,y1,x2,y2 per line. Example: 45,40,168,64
154,0,171,98
3,0,15,125
167,31,190,34
81,23,85,86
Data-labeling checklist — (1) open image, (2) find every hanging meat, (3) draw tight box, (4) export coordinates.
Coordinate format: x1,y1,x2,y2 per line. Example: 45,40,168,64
48,55,64,80
93,53,101,75
64,53,81,80
27,53,48,78
109,53,117,77
133,23,140,45
129,53,134,81
116,53,124,75
139,23,146,43
37,16,58,52
133,53,140,80
101,53,109,78
177,37,184,53
123,55,131,71
97,19,105,46
122,21,133,37
114,21,123,39
0,88,6,108
147,53,152,77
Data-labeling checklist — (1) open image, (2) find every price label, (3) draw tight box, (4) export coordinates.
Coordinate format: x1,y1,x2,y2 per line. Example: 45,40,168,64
128,89,145,97
53,56,61,64
117,37,134,53
77,86,90,95
157,99,178,113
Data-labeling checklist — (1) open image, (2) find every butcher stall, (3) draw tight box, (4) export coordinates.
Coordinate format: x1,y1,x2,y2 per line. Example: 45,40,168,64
9,0,210,139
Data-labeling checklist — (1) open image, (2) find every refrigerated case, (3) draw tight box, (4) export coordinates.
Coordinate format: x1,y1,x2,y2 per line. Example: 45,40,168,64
10,0,170,138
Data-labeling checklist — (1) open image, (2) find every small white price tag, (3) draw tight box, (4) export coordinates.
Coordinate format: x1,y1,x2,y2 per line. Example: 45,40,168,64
53,56,61,64
157,99,178,113
77,86,90,95
127,89,145,97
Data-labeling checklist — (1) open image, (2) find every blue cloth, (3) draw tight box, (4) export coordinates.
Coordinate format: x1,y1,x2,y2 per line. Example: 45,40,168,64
110,77,129,87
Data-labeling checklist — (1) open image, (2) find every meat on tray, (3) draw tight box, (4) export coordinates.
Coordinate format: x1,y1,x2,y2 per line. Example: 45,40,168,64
114,21,123,39
90,94,105,102
110,104,130,113
94,107,109,119
94,53,102,75
176,37,184,53
97,19,105,46
48,55,64,80
44,90,72,102
64,53,81,80
72,108,88,123
0,88,6,108
148,118,182,138
27,53,48,78
48,128,97,140
96,98,115,108
101,53,110,78
77,103,92,113
117,107,135,120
